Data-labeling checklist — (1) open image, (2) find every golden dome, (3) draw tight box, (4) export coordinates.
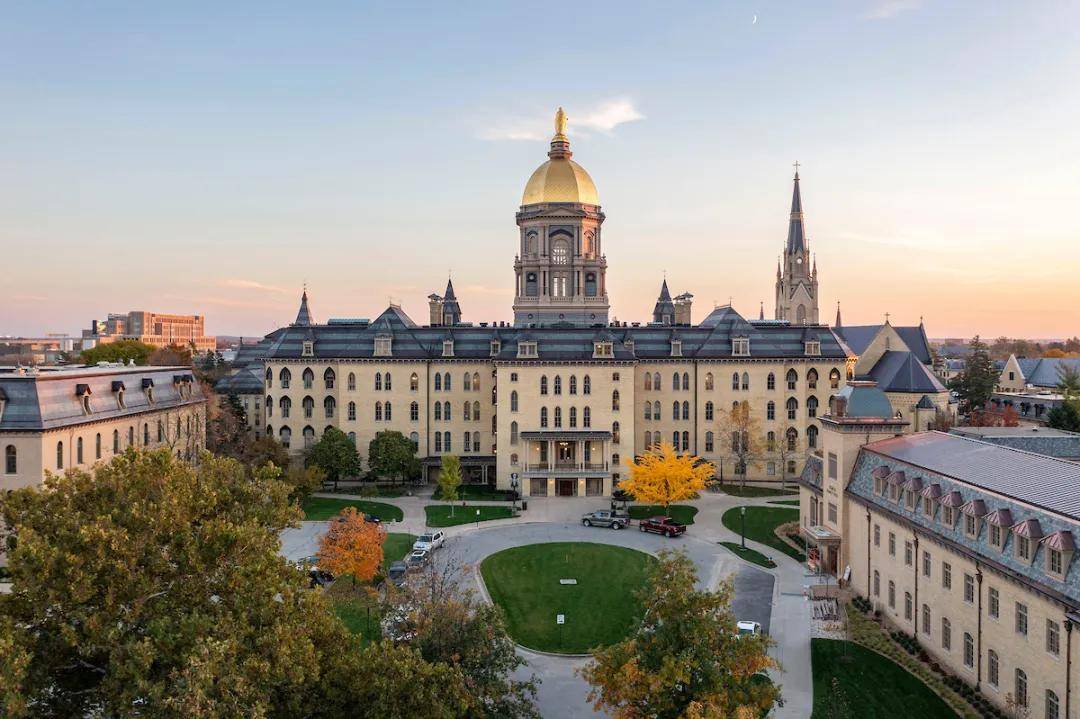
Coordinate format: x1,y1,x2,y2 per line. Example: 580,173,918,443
520,107,600,206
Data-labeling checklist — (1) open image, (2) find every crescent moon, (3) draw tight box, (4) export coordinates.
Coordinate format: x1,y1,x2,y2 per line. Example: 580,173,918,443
752,14,758,24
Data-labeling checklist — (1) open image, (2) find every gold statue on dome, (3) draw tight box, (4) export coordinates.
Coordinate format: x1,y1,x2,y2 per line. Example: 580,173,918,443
554,106,567,136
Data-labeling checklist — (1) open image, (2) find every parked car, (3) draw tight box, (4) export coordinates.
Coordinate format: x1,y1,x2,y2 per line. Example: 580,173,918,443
581,509,629,529
406,548,430,571
296,556,334,588
736,620,762,637
639,516,687,537
387,560,408,587
334,513,381,524
413,531,446,552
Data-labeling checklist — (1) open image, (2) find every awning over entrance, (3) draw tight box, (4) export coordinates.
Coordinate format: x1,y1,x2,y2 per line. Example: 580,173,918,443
802,525,842,545
520,430,612,441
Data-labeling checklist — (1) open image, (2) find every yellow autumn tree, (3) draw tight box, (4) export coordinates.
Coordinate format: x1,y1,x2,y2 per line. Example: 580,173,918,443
317,507,387,585
621,442,714,511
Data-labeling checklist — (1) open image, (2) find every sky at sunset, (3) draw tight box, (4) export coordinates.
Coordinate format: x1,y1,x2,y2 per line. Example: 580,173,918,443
1,2,1078,339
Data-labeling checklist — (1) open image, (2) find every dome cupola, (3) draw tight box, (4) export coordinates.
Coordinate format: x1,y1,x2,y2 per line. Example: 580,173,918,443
521,107,599,206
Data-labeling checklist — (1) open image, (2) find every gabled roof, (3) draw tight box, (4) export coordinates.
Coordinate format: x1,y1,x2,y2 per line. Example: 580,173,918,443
1016,357,1080,388
837,324,933,364
862,350,946,393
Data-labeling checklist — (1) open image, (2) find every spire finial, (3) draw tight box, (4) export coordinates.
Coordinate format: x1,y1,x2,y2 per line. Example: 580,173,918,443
885,312,891,324
793,160,800,179
555,107,567,136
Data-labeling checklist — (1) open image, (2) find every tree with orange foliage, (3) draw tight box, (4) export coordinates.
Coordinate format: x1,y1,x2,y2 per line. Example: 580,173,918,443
621,442,714,512
317,507,387,585
1001,405,1020,427
581,550,780,718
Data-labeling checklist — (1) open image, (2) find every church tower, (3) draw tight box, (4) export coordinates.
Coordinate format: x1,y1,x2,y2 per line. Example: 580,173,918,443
513,108,609,327
774,167,819,324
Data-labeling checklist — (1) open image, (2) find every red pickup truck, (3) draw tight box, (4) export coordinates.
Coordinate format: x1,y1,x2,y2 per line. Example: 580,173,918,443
638,516,686,538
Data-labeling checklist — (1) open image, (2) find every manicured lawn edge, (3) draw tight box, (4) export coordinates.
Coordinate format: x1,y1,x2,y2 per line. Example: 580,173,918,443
767,499,800,506
383,532,418,562
424,504,515,527
720,506,805,562
433,485,516,501
300,496,404,522
716,484,798,498
719,541,776,568
627,504,698,525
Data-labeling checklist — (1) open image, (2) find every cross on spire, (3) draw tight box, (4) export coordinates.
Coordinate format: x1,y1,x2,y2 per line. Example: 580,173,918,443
793,160,800,178
885,312,891,323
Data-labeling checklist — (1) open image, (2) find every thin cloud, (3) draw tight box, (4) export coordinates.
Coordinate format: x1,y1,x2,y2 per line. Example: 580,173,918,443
864,0,922,20
220,278,291,294
480,99,645,141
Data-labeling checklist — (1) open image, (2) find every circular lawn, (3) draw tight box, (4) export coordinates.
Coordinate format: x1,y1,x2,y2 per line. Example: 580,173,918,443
480,542,655,654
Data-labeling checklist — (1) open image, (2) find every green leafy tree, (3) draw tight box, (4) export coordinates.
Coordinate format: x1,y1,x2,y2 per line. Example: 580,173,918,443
283,464,326,502
368,430,420,484
245,434,291,470
581,550,780,719
307,426,362,489
948,335,998,418
1046,364,1080,432
437,454,463,517
204,390,248,459
79,339,155,366
1057,364,1080,399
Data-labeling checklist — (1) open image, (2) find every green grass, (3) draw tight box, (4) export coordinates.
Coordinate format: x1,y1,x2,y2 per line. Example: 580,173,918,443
332,599,382,642
721,506,805,561
432,485,514,501
767,499,801,506
719,541,777,568
627,504,699,525
811,639,956,719
481,542,655,653
300,496,404,522
384,532,418,562
425,504,515,527
716,484,798,498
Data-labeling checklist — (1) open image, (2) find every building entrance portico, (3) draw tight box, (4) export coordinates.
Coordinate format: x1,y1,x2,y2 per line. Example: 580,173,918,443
555,478,577,497
520,429,612,497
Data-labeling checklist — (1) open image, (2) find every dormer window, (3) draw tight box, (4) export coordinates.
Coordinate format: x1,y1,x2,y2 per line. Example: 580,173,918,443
142,377,155,404
0,388,6,422
374,336,392,357
593,341,613,358
302,341,314,357
624,338,635,354
670,340,682,357
1013,519,1043,566
76,384,93,415
112,380,126,409
732,337,750,356
442,340,455,357
490,340,501,356
517,341,538,359
1042,532,1073,578
805,340,821,356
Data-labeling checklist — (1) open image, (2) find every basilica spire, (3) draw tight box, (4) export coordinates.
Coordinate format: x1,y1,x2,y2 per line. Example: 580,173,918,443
786,167,806,254
653,279,676,325
774,164,819,324
835,301,842,328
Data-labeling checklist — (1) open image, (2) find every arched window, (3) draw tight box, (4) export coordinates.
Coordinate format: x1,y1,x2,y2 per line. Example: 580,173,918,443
303,426,315,448
807,396,819,417
786,369,798,390
554,407,562,428
654,400,661,420
767,372,775,391
922,604,931,635
683,372,690,389
280,396,292,418
682,401,690,420
464,372,472,391
410,401,419,421
569,375,577,395
324,396,336,418
767,431,776,452
433,373,441,391
510,421,519,444
112,429,120,454
473,401,480,420
540,407,548,428
347,372,356,391
888,580,896,608
75,437,83,464
472,372,480,390
302,368,314,389
443,431,451,451
443,372,451,391
612,390,620,411
385,373,392,390
143,423,150,444
375,401,383,421
767,400,775,421
56,441,64,469
279,368,291,388
540,375,548,395
963,632,974,668
786,397,798,420
443,401,450,420
732,372,740,390
554,375,562,395
829,368,841,389
464,431,471,452
510,390,519,412
681,431,689,451
673,372,681,391
157,420,164,442
464,402,471,421
552,239,570,264
653,372,661,390
807,425,818,448
807,368,818,389
583,375,591,395
279,426,291,448
741,372,749,390
348,401,356,421
786,427,798,451
673,431,680,447
673,400,680,419
323,368,335,389
1046,690,1058,719
265,367,273,388
302,396,314,418
1015,669,1027,709
435,432,442,452
128,426,134,446
644,430,652,449
410,372,419,391
265,394,273,418
704,372,714,390
705,431,714,452
569,406,577,428
644,402,652,420
873,570,880,596
645,373,652,391
347,432,356,445
705,401,714,420
612,421,620,444
375,373,383,391
434,402,442,420
409,432,419,450
583,406,591,428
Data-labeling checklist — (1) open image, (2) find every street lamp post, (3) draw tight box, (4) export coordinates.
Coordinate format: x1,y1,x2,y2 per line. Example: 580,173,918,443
740,505,746,550
510,473,519,513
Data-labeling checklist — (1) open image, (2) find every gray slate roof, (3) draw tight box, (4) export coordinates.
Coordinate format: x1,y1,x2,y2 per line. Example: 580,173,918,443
862,350,946,393
1016,357,1080,388
836,324,933,365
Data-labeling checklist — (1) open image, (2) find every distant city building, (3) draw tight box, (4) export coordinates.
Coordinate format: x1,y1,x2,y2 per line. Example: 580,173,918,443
84,311,215,352
798,384,1079,719
0,335,94,366
0,364,206,491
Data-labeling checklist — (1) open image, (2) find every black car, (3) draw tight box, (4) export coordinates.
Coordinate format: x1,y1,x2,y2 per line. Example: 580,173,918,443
387,561,408,587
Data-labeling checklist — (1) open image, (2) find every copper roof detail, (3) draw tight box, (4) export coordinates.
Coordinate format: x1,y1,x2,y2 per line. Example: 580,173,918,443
921,483,942,499
886,470,907,485
962,499,988,517
1042,530,1076,552
985,508,1014,526
940,490,964,508
1012,519,1045,539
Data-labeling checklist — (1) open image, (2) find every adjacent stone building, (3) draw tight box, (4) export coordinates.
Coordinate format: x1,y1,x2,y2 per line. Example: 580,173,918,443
85,310,216,353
